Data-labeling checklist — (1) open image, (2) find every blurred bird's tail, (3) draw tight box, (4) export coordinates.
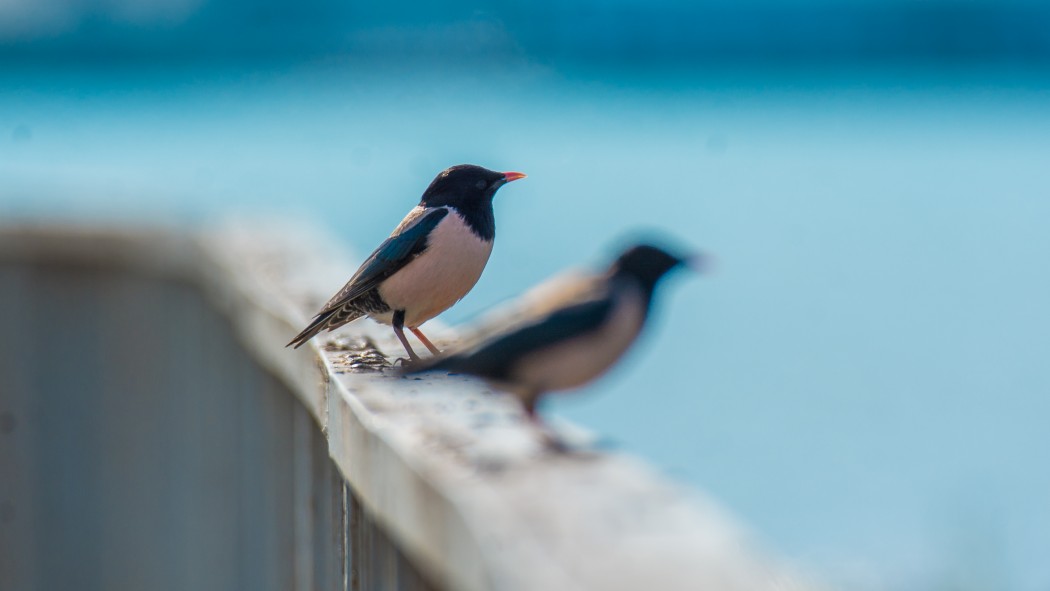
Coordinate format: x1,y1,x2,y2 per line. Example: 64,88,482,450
286,307,363,349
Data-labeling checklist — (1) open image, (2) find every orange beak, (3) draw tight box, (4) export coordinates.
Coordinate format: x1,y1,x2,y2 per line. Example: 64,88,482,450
502,171,527,183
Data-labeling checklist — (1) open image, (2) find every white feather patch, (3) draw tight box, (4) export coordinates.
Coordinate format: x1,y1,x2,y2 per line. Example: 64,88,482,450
390,205,429,235
377,210,493,327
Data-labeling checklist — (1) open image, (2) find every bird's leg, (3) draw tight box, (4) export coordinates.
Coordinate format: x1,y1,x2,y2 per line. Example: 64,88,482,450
392,310,420,361
522,394,539,420
409,327,441,355
521,394,570,453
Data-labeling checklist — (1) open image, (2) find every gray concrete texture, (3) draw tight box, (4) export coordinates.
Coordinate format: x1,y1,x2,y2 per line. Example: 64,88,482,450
0,221,820,591
0,225,434,591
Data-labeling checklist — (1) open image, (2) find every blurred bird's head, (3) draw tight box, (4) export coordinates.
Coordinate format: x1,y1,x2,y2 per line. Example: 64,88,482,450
420,164,526,210
611,244,699,290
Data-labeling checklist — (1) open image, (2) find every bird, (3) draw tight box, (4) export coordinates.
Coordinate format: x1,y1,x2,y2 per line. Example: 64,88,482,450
403,243,698,439
287,164,526,359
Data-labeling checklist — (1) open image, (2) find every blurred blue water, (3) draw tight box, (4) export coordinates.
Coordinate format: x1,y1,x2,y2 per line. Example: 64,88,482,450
4,0,1050,61
2,63,1049,590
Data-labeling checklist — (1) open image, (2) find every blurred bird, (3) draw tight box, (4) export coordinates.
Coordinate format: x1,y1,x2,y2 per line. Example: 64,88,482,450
287,164,526,359
403,243,698,436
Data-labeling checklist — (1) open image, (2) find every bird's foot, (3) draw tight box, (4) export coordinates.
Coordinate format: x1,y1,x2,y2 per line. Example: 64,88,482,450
535,423,611,455
542,433,574,454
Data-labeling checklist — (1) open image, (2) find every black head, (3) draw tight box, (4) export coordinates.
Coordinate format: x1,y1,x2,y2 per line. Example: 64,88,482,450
610,243,696,293
419,164,525,240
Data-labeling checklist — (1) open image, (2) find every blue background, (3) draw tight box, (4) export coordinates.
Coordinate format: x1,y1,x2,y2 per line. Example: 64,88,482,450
2,1,1049,589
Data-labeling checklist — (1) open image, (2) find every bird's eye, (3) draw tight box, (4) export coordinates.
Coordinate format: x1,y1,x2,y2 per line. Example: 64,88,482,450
476,180,487,190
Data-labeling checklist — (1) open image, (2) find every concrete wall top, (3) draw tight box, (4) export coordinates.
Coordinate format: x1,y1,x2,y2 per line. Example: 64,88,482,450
0,220,820,591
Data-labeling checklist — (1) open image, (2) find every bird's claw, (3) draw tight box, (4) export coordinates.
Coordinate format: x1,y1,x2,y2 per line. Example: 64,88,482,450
543,435,574,454
391,356,426,374
537,427,610,455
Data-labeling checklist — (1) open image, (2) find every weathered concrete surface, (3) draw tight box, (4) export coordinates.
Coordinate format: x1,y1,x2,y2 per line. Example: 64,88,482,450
203,219,819,591
0,226,340,591
0,220,820,591
0,222,432,591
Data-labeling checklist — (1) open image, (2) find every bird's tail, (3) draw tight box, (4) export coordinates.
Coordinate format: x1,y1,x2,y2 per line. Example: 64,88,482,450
286,307,363,349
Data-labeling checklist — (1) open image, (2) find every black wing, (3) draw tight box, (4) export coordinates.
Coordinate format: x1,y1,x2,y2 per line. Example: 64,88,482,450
414,295,615,379
287,207,449,348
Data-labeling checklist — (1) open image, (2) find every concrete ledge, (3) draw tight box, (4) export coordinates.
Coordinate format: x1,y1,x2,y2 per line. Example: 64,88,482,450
1,220,817,591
